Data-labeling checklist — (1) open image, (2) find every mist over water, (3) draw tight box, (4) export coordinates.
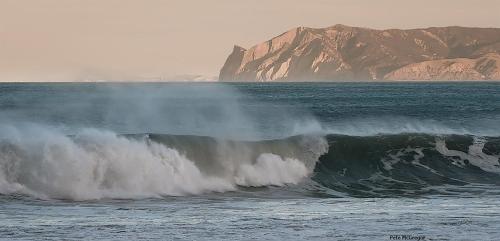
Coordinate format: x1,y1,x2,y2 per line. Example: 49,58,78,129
0,83,321,139
1,82,500,240
0,83,328,200
1,82,500,200
2,82,500,138
323,116,500,137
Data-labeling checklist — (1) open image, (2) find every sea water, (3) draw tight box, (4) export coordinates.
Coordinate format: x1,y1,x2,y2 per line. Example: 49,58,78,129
0,82,499,240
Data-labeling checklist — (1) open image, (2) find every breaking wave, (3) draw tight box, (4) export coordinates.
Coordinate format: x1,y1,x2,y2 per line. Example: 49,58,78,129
0,125,327,200
1,125,500,200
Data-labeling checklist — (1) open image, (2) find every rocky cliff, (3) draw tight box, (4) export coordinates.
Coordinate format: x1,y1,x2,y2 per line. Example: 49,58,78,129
219,25,500,81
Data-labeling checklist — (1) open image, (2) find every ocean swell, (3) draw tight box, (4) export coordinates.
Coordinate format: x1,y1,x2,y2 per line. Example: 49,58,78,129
1,124,500,200
314,134,500,197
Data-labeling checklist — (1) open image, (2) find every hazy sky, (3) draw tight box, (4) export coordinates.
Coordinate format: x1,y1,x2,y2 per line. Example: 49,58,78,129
1,0,499,81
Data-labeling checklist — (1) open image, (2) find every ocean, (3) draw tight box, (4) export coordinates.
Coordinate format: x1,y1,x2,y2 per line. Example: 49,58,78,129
0,82,499,240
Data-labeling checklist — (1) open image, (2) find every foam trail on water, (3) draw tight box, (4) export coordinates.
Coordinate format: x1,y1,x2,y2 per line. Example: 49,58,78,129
0,125,319,200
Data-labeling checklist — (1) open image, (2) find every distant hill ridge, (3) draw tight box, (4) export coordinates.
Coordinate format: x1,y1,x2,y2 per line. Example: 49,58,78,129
219,25,500,81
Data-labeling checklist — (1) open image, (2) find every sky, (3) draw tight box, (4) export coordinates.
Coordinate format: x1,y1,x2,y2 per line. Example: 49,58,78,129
1,0,499,81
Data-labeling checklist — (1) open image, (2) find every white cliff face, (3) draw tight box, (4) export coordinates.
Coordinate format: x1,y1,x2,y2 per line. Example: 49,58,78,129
219,25,500,81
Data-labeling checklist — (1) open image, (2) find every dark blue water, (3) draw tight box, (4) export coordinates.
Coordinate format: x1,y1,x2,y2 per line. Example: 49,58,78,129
241,82,500,124
0,82,500,240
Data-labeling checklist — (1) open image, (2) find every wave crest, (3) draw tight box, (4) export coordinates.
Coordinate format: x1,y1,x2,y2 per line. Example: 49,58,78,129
0,125,325,200
314,134,500,197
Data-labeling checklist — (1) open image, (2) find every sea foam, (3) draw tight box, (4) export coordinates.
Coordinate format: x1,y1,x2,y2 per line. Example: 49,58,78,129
0,125,320,200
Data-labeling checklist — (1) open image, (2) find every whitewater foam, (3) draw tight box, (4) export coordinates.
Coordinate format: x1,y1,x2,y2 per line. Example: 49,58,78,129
0,125,320,200
235,153,309,187
435,136,500,173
